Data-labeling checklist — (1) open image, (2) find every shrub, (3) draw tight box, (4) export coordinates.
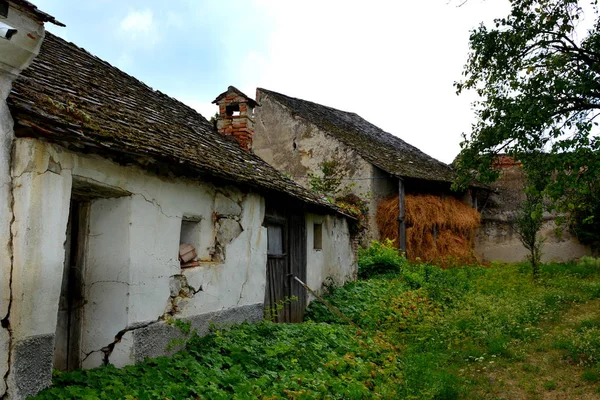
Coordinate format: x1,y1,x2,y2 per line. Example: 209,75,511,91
358,239,407,279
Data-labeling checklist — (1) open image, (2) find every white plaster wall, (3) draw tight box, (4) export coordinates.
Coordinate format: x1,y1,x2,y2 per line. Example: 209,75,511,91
305,213,356,301
9,143,72,339
11,138,268,369
182,193,267,317
7,141,72,396
81,197,132,369
0,9,45,395
0,74,15,395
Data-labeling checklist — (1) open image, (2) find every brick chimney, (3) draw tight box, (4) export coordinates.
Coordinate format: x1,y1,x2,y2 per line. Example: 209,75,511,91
212,86,258,152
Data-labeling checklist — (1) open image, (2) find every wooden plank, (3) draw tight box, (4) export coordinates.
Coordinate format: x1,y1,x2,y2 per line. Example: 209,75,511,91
398,178,407,255
287,213,307,323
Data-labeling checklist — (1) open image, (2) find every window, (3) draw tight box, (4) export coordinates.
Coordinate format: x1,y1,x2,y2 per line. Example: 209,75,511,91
179,217,201,267
267,224,284,256
313,223,323,250
180,219,201,245
226,104,240,117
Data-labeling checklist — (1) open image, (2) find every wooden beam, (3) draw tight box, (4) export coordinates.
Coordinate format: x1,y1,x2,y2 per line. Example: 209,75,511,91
397,178,407,255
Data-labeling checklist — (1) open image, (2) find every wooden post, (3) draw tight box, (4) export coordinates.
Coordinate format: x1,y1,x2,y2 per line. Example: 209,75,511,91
397,178,407,255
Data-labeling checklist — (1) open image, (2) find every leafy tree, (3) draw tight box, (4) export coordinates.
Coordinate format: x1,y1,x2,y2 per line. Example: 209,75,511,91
454,0,600,245
516,190,546,278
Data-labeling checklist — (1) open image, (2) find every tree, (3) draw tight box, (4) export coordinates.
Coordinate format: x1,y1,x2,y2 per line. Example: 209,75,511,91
454,0,600,246
516,192,545,277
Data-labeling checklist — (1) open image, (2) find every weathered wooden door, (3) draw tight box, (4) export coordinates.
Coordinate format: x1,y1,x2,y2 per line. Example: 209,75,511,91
287,213,307,322
264,209,307,323
265,218,288,322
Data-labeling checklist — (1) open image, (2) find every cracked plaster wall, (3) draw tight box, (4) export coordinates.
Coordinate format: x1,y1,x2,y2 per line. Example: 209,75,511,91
254,95,379,242
0,8,46,397
9,138,268,378
305,213,356,301
7,139,72,398
0,73,15,398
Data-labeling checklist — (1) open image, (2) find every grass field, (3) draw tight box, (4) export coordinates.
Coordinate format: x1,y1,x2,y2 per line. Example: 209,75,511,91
34,249,600,399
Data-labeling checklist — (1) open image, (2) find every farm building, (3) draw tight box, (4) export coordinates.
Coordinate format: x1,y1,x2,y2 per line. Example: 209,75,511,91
0,3,356,399
252,88,481,264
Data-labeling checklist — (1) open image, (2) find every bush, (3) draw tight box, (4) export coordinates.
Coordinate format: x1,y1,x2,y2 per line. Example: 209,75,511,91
358,240,407,279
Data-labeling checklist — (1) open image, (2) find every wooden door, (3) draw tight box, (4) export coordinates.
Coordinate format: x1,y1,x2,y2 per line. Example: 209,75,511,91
265,218,287,322
287,213,307,322
264,210,307,323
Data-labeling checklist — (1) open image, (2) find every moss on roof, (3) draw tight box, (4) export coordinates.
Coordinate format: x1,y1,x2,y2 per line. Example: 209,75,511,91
8,33,345,213
257,88,456,183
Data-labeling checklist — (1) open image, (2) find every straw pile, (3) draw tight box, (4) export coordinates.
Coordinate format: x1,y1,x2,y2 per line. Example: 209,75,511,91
376,194,481,266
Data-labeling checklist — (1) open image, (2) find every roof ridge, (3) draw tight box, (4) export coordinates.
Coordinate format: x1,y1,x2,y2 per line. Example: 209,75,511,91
257,87,455,183
257,88,357,116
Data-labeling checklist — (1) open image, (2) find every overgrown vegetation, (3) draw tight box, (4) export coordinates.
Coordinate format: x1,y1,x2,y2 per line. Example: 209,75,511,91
307,156,370,231
35,244,600,399
357,239,408,278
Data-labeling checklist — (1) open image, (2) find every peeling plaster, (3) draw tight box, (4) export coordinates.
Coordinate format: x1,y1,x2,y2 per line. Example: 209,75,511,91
164,275,202,317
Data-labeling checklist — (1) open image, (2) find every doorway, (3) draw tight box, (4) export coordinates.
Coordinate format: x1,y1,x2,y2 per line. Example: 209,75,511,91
54,200,87,371
264,206,307,323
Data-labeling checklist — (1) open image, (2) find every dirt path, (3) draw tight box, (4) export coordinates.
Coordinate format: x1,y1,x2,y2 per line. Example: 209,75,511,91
464,298,600,399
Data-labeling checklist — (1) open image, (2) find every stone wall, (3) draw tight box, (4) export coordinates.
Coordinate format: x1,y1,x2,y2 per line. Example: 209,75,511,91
475,157,592,263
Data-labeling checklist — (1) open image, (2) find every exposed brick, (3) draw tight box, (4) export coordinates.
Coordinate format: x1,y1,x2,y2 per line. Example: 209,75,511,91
214,87,256,152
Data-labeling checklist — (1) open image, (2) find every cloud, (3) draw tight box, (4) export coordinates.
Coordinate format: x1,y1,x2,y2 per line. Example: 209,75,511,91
239,0,511,163
118,9,159,47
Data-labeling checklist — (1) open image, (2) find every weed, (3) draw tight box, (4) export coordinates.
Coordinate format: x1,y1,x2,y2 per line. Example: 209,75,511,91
34,258,600,399
582,368,600,382
357,239,407,278
543,380,557,390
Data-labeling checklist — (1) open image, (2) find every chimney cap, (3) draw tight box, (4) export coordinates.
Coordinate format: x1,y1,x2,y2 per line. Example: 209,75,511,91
212,85,259,108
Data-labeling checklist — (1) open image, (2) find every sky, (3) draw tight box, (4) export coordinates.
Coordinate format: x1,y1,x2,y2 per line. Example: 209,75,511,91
32,0,512,164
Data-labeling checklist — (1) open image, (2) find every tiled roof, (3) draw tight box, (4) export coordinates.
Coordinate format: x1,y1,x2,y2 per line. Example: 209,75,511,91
7,33,345,213
257,88,456,183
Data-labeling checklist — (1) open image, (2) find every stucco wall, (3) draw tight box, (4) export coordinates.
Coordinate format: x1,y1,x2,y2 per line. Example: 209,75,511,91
254,94,381,241
1,13,46,396
3,136,357,398
5,138,269,397
476,218,591,263
0,73,15,398
305,213,357,300
475,160,592,263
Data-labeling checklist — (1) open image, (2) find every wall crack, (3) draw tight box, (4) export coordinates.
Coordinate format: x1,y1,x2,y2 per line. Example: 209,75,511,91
1,140,17,400
137,193,178,219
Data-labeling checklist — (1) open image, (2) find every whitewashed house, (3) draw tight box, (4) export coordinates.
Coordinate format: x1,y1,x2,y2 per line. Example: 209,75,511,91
0,2,356,398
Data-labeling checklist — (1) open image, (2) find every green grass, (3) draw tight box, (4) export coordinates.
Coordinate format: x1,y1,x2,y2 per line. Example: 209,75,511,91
34,257,600,399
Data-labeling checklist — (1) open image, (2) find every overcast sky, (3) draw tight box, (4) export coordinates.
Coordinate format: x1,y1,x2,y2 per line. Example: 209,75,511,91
33,0,511,164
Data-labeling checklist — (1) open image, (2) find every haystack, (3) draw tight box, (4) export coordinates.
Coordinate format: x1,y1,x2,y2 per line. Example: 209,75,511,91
376,194,481,266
